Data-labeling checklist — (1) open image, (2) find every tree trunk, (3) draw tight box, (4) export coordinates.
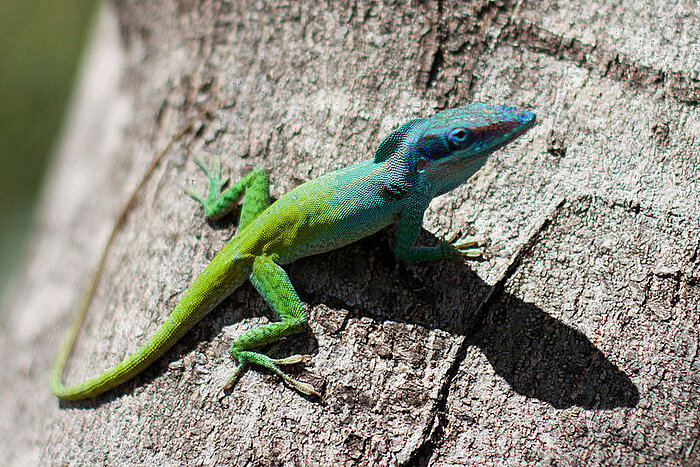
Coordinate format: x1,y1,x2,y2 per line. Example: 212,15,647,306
2,0,698,464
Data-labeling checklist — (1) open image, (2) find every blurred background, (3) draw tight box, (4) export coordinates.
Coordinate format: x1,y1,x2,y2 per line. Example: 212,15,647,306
1,0,97,302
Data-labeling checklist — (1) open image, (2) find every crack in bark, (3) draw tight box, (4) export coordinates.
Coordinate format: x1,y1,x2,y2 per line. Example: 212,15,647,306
502,21,700,105
425,47,445,90
402,197,567,466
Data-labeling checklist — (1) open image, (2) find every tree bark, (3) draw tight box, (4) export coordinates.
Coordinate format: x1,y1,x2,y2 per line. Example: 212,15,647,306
1,0,698,464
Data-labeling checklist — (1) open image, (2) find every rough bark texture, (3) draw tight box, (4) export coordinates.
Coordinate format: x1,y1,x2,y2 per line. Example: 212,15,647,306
1,0,698,464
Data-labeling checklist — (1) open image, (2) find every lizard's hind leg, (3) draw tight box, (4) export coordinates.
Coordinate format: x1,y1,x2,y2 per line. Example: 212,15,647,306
223,255,320,398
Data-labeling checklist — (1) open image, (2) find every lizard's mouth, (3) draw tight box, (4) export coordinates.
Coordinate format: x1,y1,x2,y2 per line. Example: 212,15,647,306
467,110,537,161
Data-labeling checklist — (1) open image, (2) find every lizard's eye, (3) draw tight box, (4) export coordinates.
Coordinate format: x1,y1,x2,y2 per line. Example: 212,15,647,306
447,128,471,148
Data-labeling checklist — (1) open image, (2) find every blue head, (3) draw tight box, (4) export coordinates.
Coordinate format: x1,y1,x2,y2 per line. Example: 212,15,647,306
377,103,536,197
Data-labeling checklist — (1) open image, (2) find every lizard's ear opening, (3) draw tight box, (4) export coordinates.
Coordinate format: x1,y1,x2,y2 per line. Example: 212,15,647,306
374,118,426,162
415,157,431,173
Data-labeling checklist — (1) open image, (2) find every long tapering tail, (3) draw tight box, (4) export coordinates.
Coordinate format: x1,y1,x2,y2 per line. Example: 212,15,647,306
50,295,212,400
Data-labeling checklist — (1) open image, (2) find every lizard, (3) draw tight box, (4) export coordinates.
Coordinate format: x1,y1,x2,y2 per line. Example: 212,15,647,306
51,102,536,400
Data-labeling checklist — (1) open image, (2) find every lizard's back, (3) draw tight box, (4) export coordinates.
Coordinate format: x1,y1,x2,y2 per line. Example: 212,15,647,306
230,160,402,264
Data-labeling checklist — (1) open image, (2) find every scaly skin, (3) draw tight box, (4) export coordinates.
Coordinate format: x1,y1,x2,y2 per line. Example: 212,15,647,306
51,103,536,400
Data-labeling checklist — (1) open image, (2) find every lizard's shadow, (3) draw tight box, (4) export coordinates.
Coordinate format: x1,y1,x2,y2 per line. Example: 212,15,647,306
290,230,639,410
59,228,638,409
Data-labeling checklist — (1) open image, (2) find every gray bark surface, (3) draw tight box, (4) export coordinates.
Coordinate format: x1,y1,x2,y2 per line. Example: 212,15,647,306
1,0,698,464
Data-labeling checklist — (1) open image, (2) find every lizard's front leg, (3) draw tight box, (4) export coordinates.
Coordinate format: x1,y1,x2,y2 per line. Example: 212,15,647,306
186,153,269,227
395,207,485,261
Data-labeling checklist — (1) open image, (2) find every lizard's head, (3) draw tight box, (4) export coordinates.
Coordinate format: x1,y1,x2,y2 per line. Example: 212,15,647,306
408,103,536,196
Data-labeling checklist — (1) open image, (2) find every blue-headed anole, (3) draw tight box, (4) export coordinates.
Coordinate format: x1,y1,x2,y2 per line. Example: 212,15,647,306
51,103,536,400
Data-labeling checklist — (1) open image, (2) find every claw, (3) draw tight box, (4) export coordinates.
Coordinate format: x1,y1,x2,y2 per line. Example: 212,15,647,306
452,236,483,249
451,236,487,260
273,355,320,397
286,378,321,398
272,354,314,365
218,363,246,399
219,175,230,192
192,152,210,172
184,186,205,204
456,247,484,259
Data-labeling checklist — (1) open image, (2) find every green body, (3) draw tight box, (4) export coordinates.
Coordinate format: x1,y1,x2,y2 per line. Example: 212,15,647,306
51,103,536,400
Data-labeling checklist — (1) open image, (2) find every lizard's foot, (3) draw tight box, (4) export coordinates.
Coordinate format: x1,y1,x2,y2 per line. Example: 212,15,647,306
227,349,321,398
186,154,270,223
451,236,487,260
185,153,231,220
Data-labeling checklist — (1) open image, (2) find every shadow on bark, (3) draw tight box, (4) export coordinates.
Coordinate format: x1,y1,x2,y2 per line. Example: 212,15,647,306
469,296,640,409
294,230,639,410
